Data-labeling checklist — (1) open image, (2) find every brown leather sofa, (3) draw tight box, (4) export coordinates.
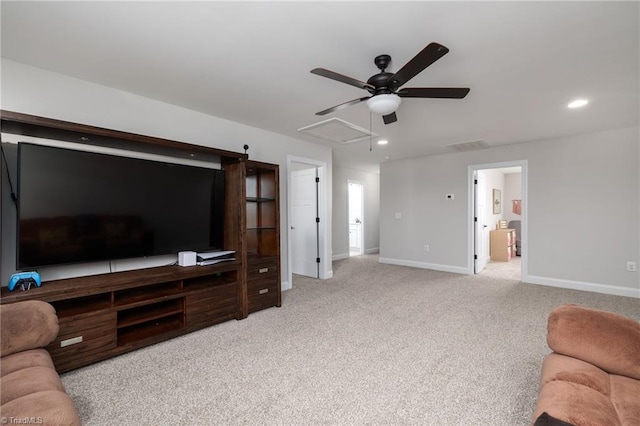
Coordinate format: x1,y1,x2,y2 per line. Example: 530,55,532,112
1,300,81,426
532,304,640,425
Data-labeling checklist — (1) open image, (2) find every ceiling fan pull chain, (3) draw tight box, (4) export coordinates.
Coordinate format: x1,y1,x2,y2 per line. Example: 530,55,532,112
369,110,373,152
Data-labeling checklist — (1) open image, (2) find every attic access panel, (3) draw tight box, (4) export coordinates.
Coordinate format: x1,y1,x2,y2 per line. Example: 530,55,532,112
298,117,378,144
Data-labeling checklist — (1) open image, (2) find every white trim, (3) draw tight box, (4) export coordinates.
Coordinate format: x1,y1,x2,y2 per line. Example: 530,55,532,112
332,253,349,261
468,160,528,279
379,257,469,275
523,275,640,299
334,247,379,260
286,156,330,289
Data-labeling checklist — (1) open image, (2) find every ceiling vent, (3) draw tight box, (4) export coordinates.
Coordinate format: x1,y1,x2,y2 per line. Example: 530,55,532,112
447,139,490,151
298,118,378,144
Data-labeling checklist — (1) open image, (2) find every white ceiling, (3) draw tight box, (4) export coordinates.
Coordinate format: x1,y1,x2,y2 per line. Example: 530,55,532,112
2,1,638,173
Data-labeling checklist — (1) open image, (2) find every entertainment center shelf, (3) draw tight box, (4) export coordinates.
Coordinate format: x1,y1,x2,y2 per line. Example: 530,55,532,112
1,110,283,373
0,263,241,372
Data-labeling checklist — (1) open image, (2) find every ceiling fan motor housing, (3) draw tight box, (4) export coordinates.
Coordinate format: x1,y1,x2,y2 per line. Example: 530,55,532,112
367,54,396,95
367,72,395,95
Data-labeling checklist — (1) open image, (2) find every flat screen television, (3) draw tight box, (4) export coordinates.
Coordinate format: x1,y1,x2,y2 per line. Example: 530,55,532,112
17,142,225,269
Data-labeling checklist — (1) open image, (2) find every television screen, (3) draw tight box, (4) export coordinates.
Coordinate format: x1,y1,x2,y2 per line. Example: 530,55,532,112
17,143,225,268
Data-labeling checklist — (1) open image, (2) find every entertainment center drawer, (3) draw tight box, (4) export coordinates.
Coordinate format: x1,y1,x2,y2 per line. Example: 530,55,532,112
246,257,278,313
47,311,117,371
247,283,278,313
247,259,278,281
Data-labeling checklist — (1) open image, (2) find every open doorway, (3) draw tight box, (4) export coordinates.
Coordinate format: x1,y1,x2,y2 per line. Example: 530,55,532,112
348,180,364,256
469,161,527,281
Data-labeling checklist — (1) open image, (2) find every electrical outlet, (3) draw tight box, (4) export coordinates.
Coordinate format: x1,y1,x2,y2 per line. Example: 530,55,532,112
627,261,637,272
424,245,430,252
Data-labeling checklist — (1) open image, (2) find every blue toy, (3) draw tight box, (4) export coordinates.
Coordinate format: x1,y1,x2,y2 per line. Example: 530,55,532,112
8,271,42,291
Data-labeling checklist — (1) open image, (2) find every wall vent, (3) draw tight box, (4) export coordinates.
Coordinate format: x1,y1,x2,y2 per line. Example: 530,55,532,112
298,118,378,144
447,139,489,151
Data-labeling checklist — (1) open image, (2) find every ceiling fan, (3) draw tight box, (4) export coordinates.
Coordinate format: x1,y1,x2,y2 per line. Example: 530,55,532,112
311,42,470,125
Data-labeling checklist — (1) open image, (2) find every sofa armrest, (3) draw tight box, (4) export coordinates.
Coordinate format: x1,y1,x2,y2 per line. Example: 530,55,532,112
547,304,640,380
0,300,59,357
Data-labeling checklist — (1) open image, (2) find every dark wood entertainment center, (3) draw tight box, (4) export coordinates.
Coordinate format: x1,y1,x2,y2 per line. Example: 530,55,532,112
0,111,281,373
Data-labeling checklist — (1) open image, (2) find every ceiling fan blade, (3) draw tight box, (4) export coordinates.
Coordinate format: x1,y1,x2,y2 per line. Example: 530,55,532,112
382,112,398,125
316,97,370,116
398,87,470,99
311,68,374,90
387,42,450,89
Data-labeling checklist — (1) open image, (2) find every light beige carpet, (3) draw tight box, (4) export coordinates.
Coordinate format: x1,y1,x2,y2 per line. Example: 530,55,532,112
61,255,639,425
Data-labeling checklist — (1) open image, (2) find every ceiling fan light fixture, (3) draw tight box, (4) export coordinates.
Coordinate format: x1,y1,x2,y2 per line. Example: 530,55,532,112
367,94,402,115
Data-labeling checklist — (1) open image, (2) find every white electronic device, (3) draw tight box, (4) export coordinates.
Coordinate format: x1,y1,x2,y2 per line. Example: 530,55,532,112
178,251,197,267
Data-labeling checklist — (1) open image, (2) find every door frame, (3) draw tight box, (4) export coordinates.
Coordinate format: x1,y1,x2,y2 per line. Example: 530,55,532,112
287,155,329,288
290,167,319,278
473,170,489,273
347,179,365,256
467,160,528,280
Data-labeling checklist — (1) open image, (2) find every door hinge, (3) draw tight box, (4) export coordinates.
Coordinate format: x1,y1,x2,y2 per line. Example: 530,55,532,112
474,179,478,184
316,217,320,223
474,217,478,222
474,254,478,260
315,177,320,183
316,257,320,263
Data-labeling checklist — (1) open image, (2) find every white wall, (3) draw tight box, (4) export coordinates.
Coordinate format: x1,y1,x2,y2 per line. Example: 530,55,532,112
0,59,333,288
504,172,522,224
380,127,640,297
332,165,380,260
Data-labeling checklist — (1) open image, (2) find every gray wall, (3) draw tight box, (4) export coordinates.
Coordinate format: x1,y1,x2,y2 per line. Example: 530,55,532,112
380,126,639,297
332,165,380,259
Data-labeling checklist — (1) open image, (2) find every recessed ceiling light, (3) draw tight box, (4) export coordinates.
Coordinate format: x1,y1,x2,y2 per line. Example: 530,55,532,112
377,139,388,145
568,99,589,108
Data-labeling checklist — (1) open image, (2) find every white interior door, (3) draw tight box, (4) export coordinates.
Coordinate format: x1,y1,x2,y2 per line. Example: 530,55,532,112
291,168,318,277
474,172,489,273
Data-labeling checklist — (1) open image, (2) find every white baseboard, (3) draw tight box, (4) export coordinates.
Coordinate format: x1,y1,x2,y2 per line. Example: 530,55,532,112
523,275,640,298
281,280,292,291
332,253,349,261
378,257,469,275
334,248,379,261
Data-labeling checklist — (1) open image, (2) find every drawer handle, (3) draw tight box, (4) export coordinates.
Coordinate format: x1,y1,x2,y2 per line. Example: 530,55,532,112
259,268,269,273
259,288,269,294
60,336,83,348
